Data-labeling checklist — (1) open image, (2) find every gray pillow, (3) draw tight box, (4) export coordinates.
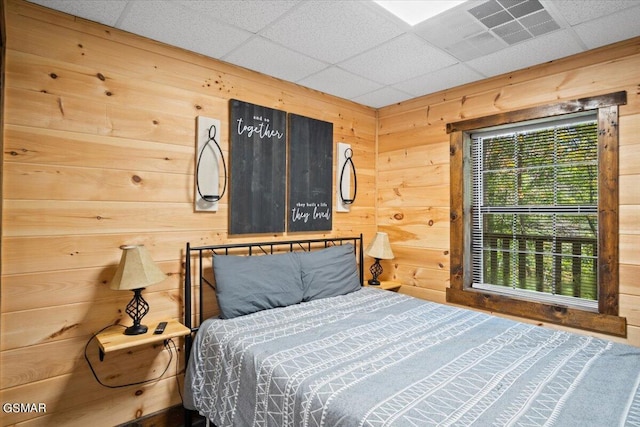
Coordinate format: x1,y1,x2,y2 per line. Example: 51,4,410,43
297,243,361,301
213,252,303,319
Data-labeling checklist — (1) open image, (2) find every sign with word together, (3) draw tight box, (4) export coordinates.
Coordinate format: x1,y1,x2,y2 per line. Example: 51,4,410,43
229,99,287,234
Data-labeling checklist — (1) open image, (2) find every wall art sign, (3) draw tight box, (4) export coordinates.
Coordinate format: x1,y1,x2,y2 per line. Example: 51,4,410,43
287,113,333,232
229,99,287,234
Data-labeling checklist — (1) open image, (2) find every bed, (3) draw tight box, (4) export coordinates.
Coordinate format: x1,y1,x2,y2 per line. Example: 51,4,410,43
183,236,640,426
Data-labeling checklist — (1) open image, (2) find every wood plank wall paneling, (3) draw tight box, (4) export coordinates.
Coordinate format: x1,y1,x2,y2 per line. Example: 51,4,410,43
2,0,640,425
0,1,376,425
379,34,640,347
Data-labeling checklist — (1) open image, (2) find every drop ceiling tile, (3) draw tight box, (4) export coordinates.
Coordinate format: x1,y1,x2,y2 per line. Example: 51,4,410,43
352,86,414,109
393,64,485,97
340,34,458,86
175,0,299,33
572,5,640,49
119,0,252,58
297,67,383,100
466,29,582,77
550,0,639,25
223,37,327,82
27,0,127,26
260,0,404,64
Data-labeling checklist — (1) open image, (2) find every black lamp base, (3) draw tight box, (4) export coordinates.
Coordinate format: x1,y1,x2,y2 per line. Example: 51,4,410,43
124,324,148,335
123,288,150,336
368,258,383,286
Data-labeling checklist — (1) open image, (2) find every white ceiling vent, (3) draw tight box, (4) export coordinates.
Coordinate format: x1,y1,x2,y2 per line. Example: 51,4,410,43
468,0,561,45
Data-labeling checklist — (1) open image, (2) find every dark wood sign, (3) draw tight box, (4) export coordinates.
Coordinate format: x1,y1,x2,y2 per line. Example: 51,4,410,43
229,99,287,235
287,114,333,232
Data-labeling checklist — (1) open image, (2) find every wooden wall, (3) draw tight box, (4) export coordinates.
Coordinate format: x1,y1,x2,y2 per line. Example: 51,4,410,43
2,0,640,425
0,0,376,425
378,36,640,346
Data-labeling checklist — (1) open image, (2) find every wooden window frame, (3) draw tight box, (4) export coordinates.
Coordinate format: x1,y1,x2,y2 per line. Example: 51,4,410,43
446,91,627,337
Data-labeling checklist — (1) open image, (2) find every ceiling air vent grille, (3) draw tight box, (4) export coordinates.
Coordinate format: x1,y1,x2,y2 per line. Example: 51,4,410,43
468,0,560,45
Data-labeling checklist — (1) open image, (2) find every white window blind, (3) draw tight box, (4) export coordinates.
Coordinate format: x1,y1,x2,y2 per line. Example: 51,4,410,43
470,112,599,309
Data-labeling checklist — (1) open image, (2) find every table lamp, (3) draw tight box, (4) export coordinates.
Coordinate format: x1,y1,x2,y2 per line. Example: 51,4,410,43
365,232,394,286
109,245,167,335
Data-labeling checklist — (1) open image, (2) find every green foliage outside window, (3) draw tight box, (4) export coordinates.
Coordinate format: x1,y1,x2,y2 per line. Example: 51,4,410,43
474,121,598,301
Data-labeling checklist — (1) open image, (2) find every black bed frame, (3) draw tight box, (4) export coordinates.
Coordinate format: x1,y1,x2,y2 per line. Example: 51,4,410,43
182,235,363,425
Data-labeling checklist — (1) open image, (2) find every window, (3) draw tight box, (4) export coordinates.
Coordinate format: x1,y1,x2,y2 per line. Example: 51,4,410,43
472,114,598,309
447,92,627,337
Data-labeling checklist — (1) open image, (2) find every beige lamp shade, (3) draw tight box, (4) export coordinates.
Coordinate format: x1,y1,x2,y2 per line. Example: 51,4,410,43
109,245,167,291
365,232,394,260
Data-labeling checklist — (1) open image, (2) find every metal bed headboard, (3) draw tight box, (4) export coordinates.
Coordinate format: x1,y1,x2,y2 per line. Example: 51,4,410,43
183,234,364,336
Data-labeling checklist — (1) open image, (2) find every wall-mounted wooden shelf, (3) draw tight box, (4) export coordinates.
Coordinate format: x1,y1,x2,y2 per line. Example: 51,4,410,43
95,319,191,360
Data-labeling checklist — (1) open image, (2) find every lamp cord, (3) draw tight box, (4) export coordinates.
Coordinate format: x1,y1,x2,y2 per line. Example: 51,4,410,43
84,324,175,389
167,337,184,403
196,124,227,202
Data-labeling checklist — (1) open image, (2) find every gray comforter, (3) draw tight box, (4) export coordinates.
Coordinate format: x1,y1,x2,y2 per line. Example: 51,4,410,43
184,287,640,426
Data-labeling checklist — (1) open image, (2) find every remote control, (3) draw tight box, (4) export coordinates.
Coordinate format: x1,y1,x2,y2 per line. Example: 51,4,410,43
153,321,167,334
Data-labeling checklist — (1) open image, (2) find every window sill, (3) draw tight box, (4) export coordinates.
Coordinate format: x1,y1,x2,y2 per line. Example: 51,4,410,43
446,287,627,338
472,283,598,312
